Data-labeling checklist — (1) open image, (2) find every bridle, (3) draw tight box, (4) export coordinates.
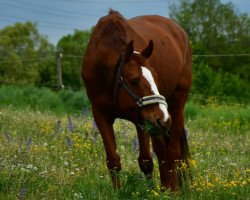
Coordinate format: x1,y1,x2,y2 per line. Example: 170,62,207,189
114,53,168,116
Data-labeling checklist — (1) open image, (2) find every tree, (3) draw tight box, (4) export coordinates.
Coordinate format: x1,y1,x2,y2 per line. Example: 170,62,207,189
0,22,55,85
169,0,250,79
57,29,92,88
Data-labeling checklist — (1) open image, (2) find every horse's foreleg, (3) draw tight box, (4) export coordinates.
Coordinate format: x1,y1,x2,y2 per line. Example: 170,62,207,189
92,108,121,189
136,126,154,179
166,90,189,191
151,112,183,191
166,110,184,191
151,136,170,188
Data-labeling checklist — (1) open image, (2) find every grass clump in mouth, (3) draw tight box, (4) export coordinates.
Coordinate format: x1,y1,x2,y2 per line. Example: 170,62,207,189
141,121,161,137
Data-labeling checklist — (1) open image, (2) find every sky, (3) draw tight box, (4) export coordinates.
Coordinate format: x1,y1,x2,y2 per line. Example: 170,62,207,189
0,0,249,45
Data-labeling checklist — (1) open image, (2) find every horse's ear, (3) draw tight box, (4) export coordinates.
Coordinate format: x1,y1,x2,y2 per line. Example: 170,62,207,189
123,40,134,63
141,40,154,59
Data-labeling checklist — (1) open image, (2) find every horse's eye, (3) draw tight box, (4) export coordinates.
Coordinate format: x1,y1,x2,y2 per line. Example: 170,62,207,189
130,78,140,86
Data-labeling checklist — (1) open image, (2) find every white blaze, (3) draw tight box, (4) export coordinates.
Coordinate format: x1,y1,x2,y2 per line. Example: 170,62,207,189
141,66,169,122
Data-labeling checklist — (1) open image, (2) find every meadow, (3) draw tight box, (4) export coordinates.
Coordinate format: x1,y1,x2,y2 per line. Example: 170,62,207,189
0,86,249,199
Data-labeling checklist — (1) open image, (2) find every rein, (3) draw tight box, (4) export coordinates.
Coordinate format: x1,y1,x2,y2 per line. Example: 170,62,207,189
114,54,168,116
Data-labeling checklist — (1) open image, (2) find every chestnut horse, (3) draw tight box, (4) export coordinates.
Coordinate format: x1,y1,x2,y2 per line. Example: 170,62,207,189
82,10,192,191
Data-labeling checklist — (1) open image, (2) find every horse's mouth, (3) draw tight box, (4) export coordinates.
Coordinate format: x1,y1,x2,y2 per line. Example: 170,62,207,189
140,120,169,137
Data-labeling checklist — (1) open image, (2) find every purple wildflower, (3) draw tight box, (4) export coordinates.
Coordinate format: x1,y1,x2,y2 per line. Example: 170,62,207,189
5,131,11,143
92,120,97,129
132,138,139,152
66,136,73,148
81,107,88,118
18,187,27,199
68,116,74,132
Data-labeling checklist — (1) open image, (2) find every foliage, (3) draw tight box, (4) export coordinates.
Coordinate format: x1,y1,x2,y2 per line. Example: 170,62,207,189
0,101,249,199
0,85,90,114
57,29,92,88
169,0,250,80
191,63,250,99
0,22,56,85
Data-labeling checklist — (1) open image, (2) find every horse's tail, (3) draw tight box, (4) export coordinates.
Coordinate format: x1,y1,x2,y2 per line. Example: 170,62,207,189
179,128,192,189
180,128,190,162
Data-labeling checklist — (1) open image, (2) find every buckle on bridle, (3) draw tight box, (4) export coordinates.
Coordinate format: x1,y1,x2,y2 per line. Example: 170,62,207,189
136,99,143,107
118,76,123,84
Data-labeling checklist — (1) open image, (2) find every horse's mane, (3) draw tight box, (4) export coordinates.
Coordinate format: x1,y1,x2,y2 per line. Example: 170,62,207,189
108,9,124,18
95,9,130,50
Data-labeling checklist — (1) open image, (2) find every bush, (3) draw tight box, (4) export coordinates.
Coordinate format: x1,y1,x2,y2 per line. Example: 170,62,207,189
58,89,90,113
192,63,250,100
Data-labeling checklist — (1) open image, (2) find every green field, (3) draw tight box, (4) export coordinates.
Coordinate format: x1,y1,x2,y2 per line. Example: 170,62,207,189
0,86,249,199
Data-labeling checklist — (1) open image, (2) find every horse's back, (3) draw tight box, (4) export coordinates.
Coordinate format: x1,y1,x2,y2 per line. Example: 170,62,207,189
130,15,180,34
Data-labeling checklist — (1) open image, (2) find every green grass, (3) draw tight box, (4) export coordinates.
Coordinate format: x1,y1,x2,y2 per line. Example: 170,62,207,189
0,86,249,199
0,85,90,114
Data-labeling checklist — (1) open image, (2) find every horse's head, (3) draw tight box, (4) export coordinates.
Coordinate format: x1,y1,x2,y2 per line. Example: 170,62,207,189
114,40,171,136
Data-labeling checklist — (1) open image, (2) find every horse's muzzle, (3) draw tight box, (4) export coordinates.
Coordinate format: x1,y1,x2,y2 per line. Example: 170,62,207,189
142,115,171,137
156,116,171,135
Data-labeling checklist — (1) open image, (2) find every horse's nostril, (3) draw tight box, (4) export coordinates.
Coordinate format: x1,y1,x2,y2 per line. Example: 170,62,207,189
156,118,163,128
